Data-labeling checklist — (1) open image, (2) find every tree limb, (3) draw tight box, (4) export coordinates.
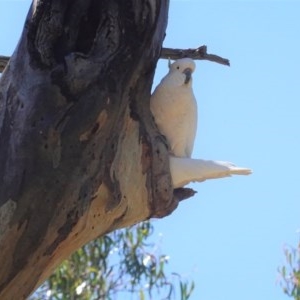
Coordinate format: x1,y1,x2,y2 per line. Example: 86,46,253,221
0,46,229,73
161,45,230,66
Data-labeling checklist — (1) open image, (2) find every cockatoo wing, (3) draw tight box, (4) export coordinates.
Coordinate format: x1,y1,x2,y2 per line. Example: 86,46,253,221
150,85,197,157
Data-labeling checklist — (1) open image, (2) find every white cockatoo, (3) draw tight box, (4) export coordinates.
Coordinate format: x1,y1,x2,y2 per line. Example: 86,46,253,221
150,58,197,158
150,58,251,188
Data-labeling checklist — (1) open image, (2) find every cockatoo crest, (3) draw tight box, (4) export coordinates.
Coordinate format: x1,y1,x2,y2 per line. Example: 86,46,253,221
168,57,171,68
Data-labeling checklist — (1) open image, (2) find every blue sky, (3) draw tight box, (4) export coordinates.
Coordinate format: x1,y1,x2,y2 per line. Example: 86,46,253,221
1,1,300,300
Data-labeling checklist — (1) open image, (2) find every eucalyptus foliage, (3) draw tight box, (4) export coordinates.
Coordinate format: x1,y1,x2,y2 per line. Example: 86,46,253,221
31,221,194,300
279,242,300,300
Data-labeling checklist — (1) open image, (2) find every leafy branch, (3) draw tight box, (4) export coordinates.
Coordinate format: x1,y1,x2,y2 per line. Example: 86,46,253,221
279,242,300,300
30,221,195,300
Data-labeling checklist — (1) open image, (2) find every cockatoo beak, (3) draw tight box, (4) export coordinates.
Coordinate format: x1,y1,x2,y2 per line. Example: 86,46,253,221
183,68,192,84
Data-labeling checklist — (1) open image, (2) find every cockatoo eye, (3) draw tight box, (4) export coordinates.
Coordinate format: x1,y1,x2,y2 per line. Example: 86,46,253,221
176,66,180,69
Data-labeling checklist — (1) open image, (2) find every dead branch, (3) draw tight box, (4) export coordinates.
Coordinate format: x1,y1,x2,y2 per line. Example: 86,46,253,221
0,46,229,73
161,45,230,66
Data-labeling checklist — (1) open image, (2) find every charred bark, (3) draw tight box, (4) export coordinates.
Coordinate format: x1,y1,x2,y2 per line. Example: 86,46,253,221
0,1,186,298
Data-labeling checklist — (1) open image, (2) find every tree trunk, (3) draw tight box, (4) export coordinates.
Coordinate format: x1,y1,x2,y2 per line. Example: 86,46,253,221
0,1,190,298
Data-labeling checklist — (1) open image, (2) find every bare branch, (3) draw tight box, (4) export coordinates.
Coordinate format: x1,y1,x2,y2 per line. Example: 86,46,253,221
161,45,230,66
0,45,229,73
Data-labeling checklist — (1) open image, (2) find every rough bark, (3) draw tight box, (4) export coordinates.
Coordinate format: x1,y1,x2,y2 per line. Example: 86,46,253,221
0,1,187,298
0,56,9,72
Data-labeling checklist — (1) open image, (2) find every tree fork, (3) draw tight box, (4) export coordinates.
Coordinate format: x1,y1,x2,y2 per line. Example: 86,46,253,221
0,1,190,298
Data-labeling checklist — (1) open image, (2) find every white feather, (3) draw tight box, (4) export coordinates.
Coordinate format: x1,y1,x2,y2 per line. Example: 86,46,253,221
150,58,197,157
170,156,252,188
